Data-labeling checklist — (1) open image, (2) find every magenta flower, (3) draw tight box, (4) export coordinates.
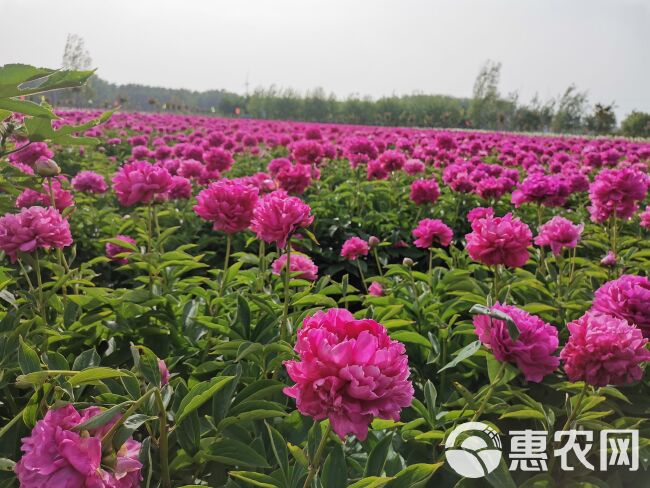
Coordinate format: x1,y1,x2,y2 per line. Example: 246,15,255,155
250,191,313,247
167,175,193,200
368,281,384,296
276,163,313,195
106,235,137,264
588,168,648,223
0,206,72,262
404,158,425,175
271,252,318,281
341,237,369,261
71,171,109,194
561,312,650,386
8,142,53,166
283,308,414,440
16,178,75,212
511,174,571,208
409,178,441,206
473,303,559,382
600,251,617,267
15,404,142,488
465,212,532,268
534,216,584,256
193,179,259,234
640,206,650,229
159,359,170,386
290,140,323,165
467,206,494,223
412,219,453,249
112,161,173,207
203,147,234,172
592,274,650,337
378,149,406,172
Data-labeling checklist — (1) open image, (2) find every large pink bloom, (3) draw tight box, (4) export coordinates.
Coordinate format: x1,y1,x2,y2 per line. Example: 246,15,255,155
271,252,318,281
16,177,74,212
511,174,571,208
412,218,453,249
592,274,650,337
283,308,414,440
341,237,369,261
409,178,440,206
588,168,648,223
193,179,259,233
560,312,650,386
112,160,173,206
71,171,109,194
534,216,584,256
15,404,142,488
250,191,313,247
473,303,559,382
465,212,532,268
8,142,53,166
0,206,72,262
203,147,234,172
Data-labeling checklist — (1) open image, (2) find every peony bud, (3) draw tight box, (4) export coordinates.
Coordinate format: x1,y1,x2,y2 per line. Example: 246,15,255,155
600,251,617,267
402,257,414,267
34,158,61,177
368,236,380,248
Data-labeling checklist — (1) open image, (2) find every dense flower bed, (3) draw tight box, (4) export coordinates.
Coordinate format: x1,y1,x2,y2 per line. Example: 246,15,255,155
1,109,650,487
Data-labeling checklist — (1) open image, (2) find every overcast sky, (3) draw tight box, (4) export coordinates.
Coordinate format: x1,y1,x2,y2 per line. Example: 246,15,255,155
2,0,649,119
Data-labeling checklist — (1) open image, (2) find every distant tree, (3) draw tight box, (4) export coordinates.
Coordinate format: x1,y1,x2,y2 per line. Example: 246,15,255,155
585,103,617,135
61,34,93,105
551,85,588,133
468,60,502,130
620,111,650,138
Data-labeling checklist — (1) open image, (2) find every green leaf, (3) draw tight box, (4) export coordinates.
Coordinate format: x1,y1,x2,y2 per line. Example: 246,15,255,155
384,463,443,487
229,471,280,488
0,98,56,118
18,337,41,374
438,341,481,373
499,408,547,420
72,401,132,432
175,376,235,423
470,304,520,341
322,444,347,488
348,478,393,488
265,422,289,478
204,438,270,468
0,64,94,98
364,433,393,477
390,331,432,349
485,457,517,488
72,348,100,370
68,367,129,386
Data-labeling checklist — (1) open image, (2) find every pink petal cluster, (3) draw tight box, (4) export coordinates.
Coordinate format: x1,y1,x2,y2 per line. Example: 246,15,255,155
560,312,650,386
465,212,532,268
534,216,584,256
592,274,650,337
412,218,453,249
16,178,75,212
203,147,234,172
193,178,259,233
71,171,109,194
15,404,142,488
511,174,571,207
473,303,560,382
159,358,170,386
0,206,72,262
112,161,173,206
404,158,425,175
409,178,441,205
368,281,384,296
106,235,137,264
341,237,369,261
588,168,648,223
467,206,494,223
276,162,313,195
271,252,318,281
640,206,650,229
8,142,53,166
250,191,313,247
167,175,193,200
283,308,414,440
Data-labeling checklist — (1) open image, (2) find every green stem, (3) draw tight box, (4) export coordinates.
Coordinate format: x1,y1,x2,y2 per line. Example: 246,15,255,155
257,241,266,292
560,382,589,433
492,265,501,302
219,234,232,297
356,259,369,294
470,361,507,422
372,248,383,277
154,389,171,488
280,243,292,342
303,423,332,488
33,251,46,320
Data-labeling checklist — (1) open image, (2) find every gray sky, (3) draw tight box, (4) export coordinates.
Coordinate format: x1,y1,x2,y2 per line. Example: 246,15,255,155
2,0,649,119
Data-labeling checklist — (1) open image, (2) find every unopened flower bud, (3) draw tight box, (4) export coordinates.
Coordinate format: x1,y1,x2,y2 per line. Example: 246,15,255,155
34,158,61,177
600,251,617,267
368,236,380,248
402,257,414,267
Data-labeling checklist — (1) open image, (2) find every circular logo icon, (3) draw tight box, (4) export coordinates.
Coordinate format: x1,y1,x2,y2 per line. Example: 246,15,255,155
445,422,502,478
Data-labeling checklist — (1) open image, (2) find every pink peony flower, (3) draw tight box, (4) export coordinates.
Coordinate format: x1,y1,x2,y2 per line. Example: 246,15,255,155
71,171,109,194
640,206,650,229
177,159,205,180
15,404,142,488
600,251,617,267
276,163,313,195
0,206,72,262
106,235,137,264
167,175,193,200
409,178,441,206
534,216,584,256
378,150,406,172
368,281,384,296
193,179,259,234
467,206,494,223
250,191,313,247
341,237,369,261
473,303,559,382
588,168,648,223
592,274,650,337
112,161,173,207
268,157,292,177
465,212,532,268
404,159,425,175
16,178,74,212
290,140,323,165
511,174,571,208
283,308,414,440
560,312,650,386
8,142,53,166
412,219,453,248
203,147,234,172
271,252,318,281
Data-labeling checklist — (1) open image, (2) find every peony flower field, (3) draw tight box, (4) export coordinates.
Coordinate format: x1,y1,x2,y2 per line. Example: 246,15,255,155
1,66,650,487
